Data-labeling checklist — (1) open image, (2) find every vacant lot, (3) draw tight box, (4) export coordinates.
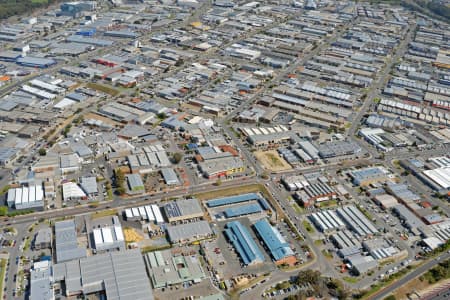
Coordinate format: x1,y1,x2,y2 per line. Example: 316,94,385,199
254,150,292,172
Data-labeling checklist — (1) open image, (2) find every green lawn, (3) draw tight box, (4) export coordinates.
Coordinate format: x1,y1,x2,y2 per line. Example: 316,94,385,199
0,258,6,299
302,220,315,233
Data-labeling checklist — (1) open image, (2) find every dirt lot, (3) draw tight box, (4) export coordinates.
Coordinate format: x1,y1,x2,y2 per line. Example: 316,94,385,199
254,150,292,172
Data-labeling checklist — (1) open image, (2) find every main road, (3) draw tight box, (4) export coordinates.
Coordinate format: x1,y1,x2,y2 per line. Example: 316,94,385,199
368,252,450,300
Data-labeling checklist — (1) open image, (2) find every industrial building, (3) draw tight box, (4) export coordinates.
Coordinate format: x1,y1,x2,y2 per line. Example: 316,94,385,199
53,249,153,300
253,218,296,265
336,205,378,237
198,156,245,179
30,261,54,300
16,56,57,68
163,198,204,223
206,193,270,210
62,182,87,202
166,220,213,244
54,220,86,263
161,168,180,186
223,203,263,218
80,176,98,196
224,221,265,265
349,167,388,186
34,227,52,250
92,216,126,253
145,249,207,288
126,174,145,193
7,184,44,210
310,210,346,232
124,205,164,224
346,254,378,275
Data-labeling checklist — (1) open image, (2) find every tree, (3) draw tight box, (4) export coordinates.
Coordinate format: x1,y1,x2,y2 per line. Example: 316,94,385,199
296,270,321,286
157,112,167,120
383,296,396,300
0,206,7,216
172,152,183,164
38,148,47,156
214,178,222,186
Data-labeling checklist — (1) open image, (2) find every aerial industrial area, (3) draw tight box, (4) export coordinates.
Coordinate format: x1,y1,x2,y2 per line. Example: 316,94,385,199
0,0,449,299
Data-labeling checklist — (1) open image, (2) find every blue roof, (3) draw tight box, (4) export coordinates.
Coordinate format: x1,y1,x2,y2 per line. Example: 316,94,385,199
224,221,265,265
207,193,261,207
253,219,294,261
224,203,262,218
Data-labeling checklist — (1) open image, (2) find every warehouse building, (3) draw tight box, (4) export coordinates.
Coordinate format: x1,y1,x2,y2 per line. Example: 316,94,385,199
206,193,270,210
349,167,388,186
34,228,52,251
92,216,125,253
80,176,98,196
126,174,145,193
223,203,263,218
16,56,57,68
161,168,180,186
7,184,44,210
198,156,245,179
54,220,86,263
346,254,378,275
145,249,206,288
166,221,213,244
310,210,346,232
163,198,204,223
125,205,164,224
30,261,54,300
253,218,296,266
62,182,87,202
392,204,425,232
336,205,378,237
224,221,265,266
53,249,153,300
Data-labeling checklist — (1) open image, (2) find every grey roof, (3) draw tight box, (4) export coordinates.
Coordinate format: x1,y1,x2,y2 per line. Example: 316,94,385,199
35,228,52,246
0,147,18,163
161,168,180,185
80,176,98,195
54,249,153,300
166,221,212,243
60,153,80,168
163,198,203,221
30,262,54,300
126,174,144,190
54,220,86,263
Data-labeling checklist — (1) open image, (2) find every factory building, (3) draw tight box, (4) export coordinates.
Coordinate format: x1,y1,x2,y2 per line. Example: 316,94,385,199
349,167,388,186
30,261,54,300
253,218,297,266
34,228,52,251
206,193,270,210
224,221,265,265
92,216,126,253
162,198,204,223
145,249,206,288
7,184,44,210
166,221,213,244
53,249,153,300
54,220,86,263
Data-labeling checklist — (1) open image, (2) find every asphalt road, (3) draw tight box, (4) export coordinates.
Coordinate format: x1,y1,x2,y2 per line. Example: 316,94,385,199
369,253,450,300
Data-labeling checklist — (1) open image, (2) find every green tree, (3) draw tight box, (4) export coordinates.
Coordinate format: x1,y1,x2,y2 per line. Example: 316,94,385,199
38,148,47,156
172,152,183,164
0,206,7,216
383,296,396,300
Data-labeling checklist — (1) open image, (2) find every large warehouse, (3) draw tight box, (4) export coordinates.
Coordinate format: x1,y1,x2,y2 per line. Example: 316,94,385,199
53,249,153,300
224,221,265,266
92,216,126,253
163,198,204,223
7,184,44,210
166,220,213,244
253,218,296,265
54,220,86,263
145,249,206,288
